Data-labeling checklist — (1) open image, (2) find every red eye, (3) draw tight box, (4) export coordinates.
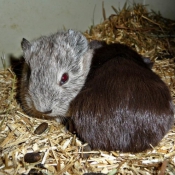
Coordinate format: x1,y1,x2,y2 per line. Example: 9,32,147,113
60,73,69,85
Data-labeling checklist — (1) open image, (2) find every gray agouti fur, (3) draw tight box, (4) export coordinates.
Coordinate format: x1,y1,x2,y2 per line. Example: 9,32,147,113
20,30,174,153
20,30,93,121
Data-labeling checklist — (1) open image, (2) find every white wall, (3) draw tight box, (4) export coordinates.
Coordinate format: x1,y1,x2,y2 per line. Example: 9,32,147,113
0,0,174,69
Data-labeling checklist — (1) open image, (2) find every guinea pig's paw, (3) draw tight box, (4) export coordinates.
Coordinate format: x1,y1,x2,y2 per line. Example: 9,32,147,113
63,118,77,134
55,117,62,123
80,144,92,159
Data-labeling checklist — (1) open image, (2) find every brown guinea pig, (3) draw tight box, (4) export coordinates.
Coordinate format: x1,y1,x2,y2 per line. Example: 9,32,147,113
69,41,174,153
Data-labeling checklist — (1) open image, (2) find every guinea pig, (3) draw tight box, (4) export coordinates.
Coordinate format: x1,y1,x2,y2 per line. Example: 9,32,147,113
69,38,174,152
20,30,93,121
20,29,174,153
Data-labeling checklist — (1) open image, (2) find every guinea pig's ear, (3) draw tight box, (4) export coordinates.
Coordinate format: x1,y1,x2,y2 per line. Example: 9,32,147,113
142,57,154,69
68,30,93,73
21,38,32,64
68,30,89,58
21,38,31,51
89,40,107,49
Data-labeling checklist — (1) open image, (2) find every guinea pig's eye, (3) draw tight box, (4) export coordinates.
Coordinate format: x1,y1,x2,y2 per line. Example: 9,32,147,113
60,73,69,85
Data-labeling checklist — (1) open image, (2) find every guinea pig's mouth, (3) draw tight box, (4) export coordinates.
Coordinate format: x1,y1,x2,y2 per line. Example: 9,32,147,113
31,107,58,119
34,108,54,117
29,101,52,117
29,99,68,119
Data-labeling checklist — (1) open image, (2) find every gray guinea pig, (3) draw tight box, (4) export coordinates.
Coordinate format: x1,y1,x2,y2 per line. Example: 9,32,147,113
20,30,174,153
20,30,93,121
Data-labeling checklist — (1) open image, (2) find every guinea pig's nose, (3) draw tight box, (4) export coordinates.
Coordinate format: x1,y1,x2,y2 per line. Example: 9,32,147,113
43,110,52,114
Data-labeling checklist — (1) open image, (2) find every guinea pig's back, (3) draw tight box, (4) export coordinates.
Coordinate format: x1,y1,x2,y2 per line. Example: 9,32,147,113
70,45,174,153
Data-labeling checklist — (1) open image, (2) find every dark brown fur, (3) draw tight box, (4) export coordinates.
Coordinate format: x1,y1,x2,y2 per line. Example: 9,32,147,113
70,43,174,153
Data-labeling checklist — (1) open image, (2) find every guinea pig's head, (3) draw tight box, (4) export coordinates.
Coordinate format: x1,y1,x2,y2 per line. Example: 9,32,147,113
21,30,93,118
